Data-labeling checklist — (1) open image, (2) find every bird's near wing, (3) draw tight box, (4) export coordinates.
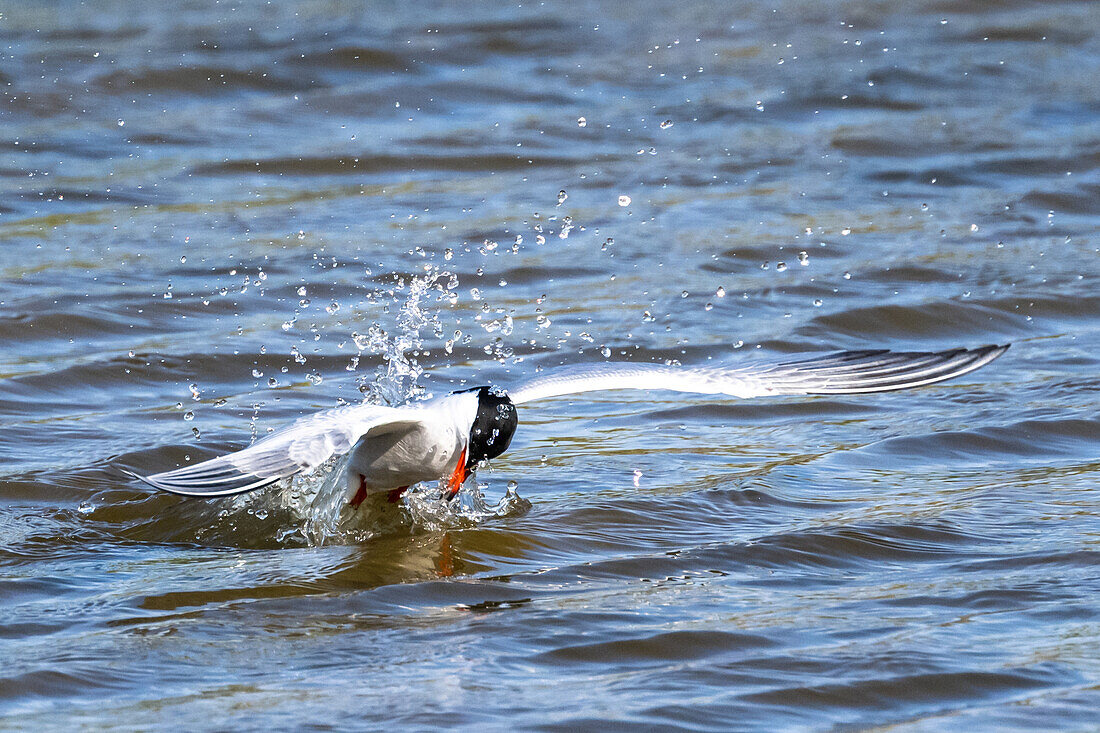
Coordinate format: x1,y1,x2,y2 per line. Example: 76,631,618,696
124,403,425,497
506,344,1009,405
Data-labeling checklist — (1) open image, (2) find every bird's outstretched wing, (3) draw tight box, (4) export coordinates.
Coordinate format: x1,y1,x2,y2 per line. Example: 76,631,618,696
124,403,425,497
506,345,1008,405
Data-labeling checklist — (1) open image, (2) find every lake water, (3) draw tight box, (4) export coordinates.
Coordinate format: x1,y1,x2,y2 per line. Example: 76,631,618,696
2,0,1099,729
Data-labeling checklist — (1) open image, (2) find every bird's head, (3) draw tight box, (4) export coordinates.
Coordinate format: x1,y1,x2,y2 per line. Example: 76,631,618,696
464,386,518,470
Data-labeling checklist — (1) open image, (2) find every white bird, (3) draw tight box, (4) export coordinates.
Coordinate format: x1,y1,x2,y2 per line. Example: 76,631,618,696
126,344,1008,507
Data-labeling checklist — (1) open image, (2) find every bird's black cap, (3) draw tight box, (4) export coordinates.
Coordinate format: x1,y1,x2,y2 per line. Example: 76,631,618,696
459,386,518,469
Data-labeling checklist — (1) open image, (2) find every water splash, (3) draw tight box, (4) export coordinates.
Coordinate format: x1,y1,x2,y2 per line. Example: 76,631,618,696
216,268,529,548
231,454,531,548
356,269,445,406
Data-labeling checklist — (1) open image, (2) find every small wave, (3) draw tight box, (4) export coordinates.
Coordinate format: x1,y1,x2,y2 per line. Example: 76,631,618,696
799,300,1026,340
740,666,1062,713
1020,187,1100,216
289,46,415,71
839,416,1100,467
536,629,779,666
96,66,301,95
193,151,579,177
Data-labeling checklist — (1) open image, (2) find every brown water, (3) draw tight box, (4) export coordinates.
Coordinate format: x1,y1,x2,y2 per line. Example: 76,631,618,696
2,0,1100,729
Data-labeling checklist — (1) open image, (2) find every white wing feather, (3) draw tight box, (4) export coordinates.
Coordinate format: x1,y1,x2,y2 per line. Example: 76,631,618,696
506,345,1008,405
126,403,425,497
129,345,1008,498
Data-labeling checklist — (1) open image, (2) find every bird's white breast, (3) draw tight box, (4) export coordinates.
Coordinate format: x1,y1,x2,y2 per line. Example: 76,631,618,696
345,391,479,494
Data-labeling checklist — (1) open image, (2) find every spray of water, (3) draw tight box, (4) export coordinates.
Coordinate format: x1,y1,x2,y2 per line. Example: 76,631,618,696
238,267,529,547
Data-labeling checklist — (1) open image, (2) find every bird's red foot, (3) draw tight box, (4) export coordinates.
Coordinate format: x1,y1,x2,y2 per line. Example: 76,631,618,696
349,476,410,510
349,475,368,509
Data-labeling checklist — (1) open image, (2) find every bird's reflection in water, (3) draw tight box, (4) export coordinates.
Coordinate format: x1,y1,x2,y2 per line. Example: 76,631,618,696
326,530,469,590
435,533,454,577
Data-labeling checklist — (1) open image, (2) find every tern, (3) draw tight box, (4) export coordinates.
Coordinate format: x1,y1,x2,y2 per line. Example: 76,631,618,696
126,344,1008,507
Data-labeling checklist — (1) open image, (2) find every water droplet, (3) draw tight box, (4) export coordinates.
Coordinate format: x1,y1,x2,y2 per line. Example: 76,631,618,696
557,189,568,205
252,369,263,378
297,230,306,240
183,411,194,421
179,255,187,264
255,509,268,520
325,301,340,314
602,237,613,251
841,227,852,235
558,216,573,239
704,302,713,311
776,262,788,272
535,235,546,245
716,286,726,298
117,119,125,127
297,286,308,296
618,195,631,207
754,100,764,111
798,251,809,266
843,271,852,280
681,290,689,298
970,223,979,232
601,346,612,358
189,383,200,400
577,116,587,127
813,299,823,307
268,377,278,387
660,119,673,129
443,247,454,260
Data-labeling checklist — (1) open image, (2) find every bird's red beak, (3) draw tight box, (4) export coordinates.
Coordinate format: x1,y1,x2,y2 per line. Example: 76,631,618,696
444,447,469,500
